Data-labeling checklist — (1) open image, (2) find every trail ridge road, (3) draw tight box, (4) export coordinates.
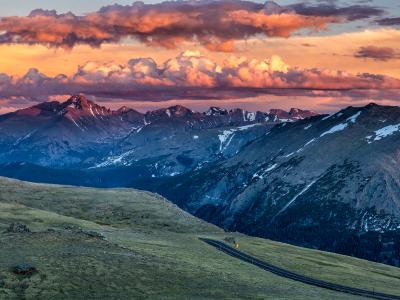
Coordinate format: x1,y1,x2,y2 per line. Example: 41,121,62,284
200,238,400,300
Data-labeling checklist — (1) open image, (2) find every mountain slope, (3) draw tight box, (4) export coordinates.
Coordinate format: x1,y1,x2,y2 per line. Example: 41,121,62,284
0,177,399,299
149,103,400,266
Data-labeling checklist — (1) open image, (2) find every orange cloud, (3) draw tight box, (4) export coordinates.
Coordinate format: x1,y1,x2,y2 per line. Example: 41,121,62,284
0,1,340,51
227,11,336,38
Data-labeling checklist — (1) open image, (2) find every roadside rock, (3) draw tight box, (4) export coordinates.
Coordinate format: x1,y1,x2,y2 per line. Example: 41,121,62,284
85,231,105,240
6,223,30,233
12,263,37,276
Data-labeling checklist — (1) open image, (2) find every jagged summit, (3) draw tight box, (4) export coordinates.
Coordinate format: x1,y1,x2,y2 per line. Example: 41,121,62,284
206,107,228,116
60,95,112,119
165,105,194,117
269,108,318,120
146,105,194,119
117,106,130,113
66,95,92,110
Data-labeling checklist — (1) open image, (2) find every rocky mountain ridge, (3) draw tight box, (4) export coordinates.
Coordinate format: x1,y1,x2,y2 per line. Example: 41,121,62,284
0,95,317,175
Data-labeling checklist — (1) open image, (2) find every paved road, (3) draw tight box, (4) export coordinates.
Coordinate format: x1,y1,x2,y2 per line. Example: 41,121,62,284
200,238,400,300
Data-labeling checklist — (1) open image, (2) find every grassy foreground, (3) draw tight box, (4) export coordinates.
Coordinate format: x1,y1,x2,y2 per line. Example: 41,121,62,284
0,177,398,299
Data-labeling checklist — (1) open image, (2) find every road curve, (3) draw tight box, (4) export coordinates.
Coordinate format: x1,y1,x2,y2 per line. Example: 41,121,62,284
200,238,400,300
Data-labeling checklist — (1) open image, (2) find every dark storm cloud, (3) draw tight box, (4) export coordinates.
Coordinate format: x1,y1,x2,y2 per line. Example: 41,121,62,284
289,2,384,21
377,17,400,26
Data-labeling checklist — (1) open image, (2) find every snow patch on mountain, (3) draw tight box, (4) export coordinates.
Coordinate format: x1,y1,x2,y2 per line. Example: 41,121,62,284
284,138,316,158
92,149,136,168
135,126,144,133
321,111,361,137
218,124,261,152
355,210,400,233
143,118,151,125
14,131,35,146
346,111,362,123
89,105,96,117
282,111,362,158
243,111,256,122
69,116,85,131
206,107,227,116
320,123,348,137
304,138,316,147
367,123,400,143
335,112,343,118
218,131,235,152
284,152,294,158
252,163,278,179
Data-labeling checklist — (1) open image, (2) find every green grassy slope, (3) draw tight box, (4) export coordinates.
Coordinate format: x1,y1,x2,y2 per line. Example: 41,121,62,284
0,177,398,299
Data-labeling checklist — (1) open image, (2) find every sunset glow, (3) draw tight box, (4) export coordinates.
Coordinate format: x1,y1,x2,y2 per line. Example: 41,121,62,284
0,0,399,113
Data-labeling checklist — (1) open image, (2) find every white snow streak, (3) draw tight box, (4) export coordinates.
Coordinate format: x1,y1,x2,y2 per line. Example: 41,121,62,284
252,163,278,179
346,111,362,123
69,117,84,131
89,105,96,117
265,164,277,172
14,131,35,145
320,123,348,137
270,179,317,222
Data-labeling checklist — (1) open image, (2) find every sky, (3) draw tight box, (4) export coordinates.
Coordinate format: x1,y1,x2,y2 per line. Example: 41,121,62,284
0,0,399,113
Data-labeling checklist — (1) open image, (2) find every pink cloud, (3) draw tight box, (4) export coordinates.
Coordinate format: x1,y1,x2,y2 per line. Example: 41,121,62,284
0,52,399,109
0,1,340,51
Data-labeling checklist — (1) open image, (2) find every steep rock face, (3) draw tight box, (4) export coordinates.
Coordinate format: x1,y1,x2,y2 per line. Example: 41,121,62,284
152,104,400,266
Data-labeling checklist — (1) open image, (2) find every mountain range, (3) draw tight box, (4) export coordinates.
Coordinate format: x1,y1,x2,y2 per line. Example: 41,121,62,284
0,95,399,266
0,95,315,176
